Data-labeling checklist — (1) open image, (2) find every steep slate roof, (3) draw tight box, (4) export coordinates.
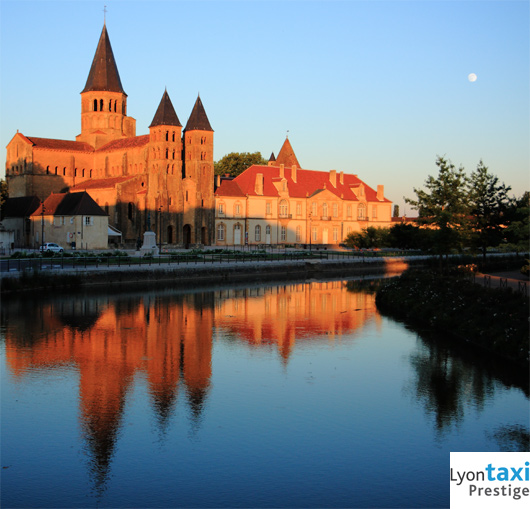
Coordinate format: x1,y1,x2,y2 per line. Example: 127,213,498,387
149,90,182,128
217,165,390,203
32,192,107,216
275,138,301,168
2,196,41,217
82,24,125,94
269,152,276,162
97,134,150,152
25,137,94,153
184,96,213,132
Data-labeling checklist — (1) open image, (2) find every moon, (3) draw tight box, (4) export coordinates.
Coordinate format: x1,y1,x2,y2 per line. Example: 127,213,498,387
468,73,477,82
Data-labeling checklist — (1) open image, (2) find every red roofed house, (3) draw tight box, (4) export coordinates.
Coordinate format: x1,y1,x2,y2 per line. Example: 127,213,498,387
214,138,392,246
30,192,108,250
5,23,214,248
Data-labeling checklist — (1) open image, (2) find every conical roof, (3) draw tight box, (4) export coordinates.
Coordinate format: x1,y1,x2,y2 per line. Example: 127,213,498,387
149,90,182,128
269,152,276,162
275,137,300,168
184,96,213,132
82,24,125,94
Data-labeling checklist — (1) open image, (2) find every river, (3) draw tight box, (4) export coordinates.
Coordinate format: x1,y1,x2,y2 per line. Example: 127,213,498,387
1,277,528,508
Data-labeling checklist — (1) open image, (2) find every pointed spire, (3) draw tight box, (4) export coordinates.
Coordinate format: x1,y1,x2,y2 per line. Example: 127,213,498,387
269,152,276,162
275,137,300,168
184,95,213,132
149,90,182,128
82,24,125,94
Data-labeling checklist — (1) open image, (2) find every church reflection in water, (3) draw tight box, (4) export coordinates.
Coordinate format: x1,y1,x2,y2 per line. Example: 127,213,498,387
3,281,378,488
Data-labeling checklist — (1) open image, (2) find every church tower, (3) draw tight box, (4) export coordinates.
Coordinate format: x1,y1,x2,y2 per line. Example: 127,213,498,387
76,24,136,149
183,96,214,245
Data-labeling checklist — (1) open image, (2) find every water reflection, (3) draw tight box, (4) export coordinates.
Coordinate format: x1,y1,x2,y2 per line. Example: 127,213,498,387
2,278,528,503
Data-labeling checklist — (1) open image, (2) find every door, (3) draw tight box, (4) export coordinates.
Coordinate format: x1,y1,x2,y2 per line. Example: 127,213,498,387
234,224,241,245
322,229,328,244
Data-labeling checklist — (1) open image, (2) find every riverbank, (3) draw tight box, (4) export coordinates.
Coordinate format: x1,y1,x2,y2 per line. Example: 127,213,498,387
375,268,529,369
0,257,412,294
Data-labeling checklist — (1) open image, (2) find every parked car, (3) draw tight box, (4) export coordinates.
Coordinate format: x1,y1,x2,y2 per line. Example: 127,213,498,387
40,242,64,253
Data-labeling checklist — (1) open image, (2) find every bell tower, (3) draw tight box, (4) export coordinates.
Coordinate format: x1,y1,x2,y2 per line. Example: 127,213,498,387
76,24,136,149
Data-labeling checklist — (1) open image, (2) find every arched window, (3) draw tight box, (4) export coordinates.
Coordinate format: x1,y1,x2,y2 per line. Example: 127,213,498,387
100,99,104,111
166,131,169,142
93,99,97,111
279,200,288,217
255,225,261,242
109,99,112,112
172,132,175,142
166,148,169,159
358,203,366,220
114,100,117,112
217,223,225,241
82,169,85,177
266,225,271,235
172,150,175,159
128,202,134,221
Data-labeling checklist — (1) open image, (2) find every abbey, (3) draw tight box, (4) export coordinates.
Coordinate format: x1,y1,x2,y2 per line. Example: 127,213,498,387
5,23,215,247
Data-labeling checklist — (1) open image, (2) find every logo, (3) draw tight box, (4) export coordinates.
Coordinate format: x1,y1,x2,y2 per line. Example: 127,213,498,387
450,452,530,508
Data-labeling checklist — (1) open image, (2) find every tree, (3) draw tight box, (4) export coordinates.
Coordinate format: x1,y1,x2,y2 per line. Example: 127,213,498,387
468,161,512,261
344,227,389,249
504,191,529,251
387,223,427,250
392,204,400,218
214,152,267,177
405,156,470,266
0,179,8,220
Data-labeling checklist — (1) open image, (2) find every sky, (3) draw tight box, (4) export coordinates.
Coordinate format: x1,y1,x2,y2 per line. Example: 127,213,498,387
1,0,528,213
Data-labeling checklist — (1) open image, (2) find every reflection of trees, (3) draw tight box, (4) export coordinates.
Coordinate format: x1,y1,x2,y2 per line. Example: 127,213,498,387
406,331,527,437
488,425,530,452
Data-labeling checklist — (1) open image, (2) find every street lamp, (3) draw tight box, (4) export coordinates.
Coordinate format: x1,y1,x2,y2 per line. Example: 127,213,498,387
308,212,312,252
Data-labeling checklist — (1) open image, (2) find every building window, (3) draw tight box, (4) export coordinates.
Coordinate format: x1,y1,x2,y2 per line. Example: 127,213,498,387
235,203,241,216
279,200,288,217
312,202,317,217
296,203,302,216
322,203,328,218
266,225,271,235
296,226,301,242
358,203,366,220
281,226,287,241
84,216,93,226
255,225,261,242
332,203,338,217
312,227,318,242
347,205,352,218
333,227,339,242
128,202,134,221
372,206,377,219
219,203,225,215
217,224,225,241
266,202,272,215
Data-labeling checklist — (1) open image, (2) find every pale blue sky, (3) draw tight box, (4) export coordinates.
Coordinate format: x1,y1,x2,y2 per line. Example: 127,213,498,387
1,0,528,212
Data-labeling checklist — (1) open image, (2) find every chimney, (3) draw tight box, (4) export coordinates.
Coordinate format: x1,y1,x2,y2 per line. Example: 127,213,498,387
216,175,221,187
255,173,264,195
329,169,337,187
339,171,344,185
377,185,384,201
292,164,297,183
279,164,284,179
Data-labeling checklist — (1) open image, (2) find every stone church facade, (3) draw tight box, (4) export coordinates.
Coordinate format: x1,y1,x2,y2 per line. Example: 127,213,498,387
5,23,215,247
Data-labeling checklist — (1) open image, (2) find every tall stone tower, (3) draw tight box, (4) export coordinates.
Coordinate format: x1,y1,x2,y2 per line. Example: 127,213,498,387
183,96,215,245
76,23,136,149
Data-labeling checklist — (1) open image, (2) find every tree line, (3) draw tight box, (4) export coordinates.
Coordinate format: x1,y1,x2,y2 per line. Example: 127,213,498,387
345,156,529,261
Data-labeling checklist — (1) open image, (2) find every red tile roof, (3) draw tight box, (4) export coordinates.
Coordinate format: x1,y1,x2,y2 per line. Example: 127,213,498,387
275,138,301,168
216,165,390,203
32,192,107,216
215,179,245,197
97,135,150,152
25,137,94,152
71,176,135,190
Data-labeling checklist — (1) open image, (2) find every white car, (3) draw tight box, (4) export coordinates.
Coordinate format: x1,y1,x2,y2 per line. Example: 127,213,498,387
40,242,64,253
